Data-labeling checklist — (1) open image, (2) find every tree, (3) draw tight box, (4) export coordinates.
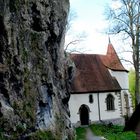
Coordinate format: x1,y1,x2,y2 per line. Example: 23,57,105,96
129,68,136,107
106,0,140,106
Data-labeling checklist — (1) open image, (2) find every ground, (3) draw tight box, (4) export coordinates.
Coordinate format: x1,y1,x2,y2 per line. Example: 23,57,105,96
86,128,106,140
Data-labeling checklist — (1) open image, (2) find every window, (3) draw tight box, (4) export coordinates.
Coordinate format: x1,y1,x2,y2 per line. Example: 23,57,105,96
89,94,93,103
106,94,115,110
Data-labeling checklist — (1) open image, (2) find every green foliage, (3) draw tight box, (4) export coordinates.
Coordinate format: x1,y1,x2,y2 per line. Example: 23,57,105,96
129,69,135,94
27,130,55,140
16,123,26,134
9,0,20,13
75,127,87,140
0,128,6,140
0,133,6,140
90,124,136,140
129,68,135,107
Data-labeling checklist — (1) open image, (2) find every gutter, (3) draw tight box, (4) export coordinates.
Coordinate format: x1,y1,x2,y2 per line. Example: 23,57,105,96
97,92,101,121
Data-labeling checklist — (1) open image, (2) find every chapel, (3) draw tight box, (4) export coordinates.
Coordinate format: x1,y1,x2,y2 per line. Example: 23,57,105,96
69,41,133,126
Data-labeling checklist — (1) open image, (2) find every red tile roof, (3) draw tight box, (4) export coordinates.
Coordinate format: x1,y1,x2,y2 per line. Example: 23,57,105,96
100,43,128,72
70,54,122,93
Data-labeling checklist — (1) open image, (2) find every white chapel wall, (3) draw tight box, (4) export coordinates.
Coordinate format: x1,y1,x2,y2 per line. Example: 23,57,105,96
99,92,121,120
121,90,133,116
69,93,99,124
69,92,123,125
108,70,133,116
108,70,129,89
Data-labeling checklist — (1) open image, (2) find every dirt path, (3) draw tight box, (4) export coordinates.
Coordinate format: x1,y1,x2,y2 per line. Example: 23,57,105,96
86,128,106,140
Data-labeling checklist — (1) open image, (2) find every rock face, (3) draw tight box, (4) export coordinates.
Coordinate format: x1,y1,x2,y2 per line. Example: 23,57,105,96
0,0,74,139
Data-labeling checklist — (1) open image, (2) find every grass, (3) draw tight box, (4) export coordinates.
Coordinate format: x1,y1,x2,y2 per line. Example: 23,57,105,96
90,124,136,140
75,127,87,140
75,124,136,140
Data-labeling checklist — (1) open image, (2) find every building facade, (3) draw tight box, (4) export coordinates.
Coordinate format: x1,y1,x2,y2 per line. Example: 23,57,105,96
69,42,133,126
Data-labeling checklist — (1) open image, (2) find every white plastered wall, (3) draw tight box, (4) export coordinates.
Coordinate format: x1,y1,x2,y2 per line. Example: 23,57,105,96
99,92,121,120
108,70,128,89
69,93,99,124
69,92,122,125
108,70,133,115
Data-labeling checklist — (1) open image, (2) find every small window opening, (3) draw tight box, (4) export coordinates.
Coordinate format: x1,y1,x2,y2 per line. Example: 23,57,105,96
89,94,93,103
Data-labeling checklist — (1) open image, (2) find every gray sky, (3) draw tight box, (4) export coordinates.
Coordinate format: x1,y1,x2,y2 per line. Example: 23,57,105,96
66,0,110,54
65,0,133,69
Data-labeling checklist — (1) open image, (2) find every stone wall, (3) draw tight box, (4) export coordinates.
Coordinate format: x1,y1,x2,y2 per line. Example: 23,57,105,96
0,0,74,139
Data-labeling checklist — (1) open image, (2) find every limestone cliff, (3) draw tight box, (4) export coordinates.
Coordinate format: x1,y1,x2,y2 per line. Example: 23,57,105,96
0,0,74,139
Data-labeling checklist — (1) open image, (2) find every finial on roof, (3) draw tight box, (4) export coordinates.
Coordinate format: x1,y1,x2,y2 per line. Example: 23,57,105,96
108,35,111,44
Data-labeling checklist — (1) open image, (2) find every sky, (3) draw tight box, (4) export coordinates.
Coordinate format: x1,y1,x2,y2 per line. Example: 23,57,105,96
65,0,133,69
66,0,111,54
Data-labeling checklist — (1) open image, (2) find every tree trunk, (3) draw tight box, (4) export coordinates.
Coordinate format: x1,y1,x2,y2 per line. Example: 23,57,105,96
134,25,140,107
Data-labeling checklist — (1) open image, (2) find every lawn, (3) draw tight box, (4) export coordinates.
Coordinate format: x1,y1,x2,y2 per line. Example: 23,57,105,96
75,127,87,140
75,124,136,140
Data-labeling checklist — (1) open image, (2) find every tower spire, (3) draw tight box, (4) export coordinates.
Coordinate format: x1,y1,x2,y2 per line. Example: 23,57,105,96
108,35,111,44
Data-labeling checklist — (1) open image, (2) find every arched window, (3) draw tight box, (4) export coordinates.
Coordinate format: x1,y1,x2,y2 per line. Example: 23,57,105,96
106,94,115,110
89,94,93,103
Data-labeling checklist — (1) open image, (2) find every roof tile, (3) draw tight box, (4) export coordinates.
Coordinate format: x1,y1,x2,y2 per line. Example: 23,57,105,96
70,54,122,93
100,43,128,72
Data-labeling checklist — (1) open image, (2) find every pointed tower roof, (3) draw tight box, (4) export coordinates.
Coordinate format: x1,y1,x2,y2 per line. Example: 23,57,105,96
108,36,111,44
100,41,128,72
107,42,117,57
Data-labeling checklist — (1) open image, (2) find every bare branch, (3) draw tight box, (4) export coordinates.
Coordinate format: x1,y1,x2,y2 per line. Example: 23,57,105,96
105,0,140,105
117,50,133,54
64,39,83,51
120,58,134,65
